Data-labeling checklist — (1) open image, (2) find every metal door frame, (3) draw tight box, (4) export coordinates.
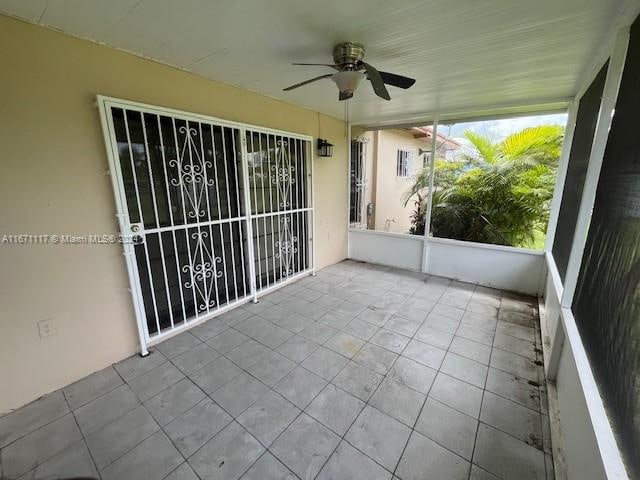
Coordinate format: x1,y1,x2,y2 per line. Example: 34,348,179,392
97,95,314,354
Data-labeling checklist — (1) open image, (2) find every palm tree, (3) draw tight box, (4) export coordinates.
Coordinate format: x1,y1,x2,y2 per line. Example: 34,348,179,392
404,125,564,248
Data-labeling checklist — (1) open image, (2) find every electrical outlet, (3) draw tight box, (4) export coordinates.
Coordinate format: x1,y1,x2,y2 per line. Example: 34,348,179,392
37,318,55,338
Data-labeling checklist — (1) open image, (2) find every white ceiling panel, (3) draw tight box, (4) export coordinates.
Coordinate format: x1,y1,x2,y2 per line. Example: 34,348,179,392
0,0,46,22
2,0,637,122
39,0,139,39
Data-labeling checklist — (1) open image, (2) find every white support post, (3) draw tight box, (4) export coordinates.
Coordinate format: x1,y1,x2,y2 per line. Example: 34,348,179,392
346,119,352,262
309,138,316,276
421,118,438,273
543,99,579,253
561,28,629,308
239,129,259,303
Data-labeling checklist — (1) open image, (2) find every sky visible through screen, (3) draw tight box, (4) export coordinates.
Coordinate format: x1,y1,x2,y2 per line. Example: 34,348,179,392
442,113,568,143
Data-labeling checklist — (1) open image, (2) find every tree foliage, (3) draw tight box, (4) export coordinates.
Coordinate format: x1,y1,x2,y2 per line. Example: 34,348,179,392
404,125,564,248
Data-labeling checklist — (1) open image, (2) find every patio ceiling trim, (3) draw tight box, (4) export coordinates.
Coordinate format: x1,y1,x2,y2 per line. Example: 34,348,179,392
351,98,570,131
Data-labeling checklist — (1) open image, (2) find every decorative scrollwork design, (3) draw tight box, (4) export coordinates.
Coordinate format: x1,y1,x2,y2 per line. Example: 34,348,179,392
182,230,222,311
275,216,298,276
271,139,296,208
169,126,215,219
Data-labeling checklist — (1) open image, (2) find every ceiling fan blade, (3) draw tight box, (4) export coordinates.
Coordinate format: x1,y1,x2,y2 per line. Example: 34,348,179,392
339,91,354,101
361,62,391,101
379,71,416,89
292,63,339,68
283,74,333,91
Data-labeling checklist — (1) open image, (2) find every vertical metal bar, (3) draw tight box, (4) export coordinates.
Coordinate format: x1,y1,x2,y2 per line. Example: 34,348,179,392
197,122,218,312
308,139,315,274
354,141,358,224
172,117,199,316
210,126,228,307
346,121,352,256
261,134,271,290
140,112,175,329
239,128,258,302
123,110,162,335
421,119,439,273
156,114,187,325
360,141,364,223
265,134,277,285
355,141,359,224
358,141,362,224
259,133,269,291
230,130,248,298
361,140,368,226
293,139,301,274
300,139,307,272
250,132,263,291
99,101,149,355
220,127,239,301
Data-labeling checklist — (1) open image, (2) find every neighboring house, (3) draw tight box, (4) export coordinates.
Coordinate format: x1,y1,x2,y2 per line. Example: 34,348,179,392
351,127,461,234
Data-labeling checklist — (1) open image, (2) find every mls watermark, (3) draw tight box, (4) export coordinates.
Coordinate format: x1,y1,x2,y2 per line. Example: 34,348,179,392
1,234,144,245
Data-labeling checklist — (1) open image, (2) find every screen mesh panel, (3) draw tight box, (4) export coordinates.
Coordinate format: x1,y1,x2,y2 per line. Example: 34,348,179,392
572,15,640,477
552,62,608,280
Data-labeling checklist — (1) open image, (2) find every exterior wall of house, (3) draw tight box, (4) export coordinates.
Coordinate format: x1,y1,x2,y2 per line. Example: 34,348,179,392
367,129,429,233
0,15,347,414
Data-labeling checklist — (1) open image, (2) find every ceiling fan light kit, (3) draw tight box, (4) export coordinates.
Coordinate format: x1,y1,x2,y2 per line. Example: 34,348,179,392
284,42,416,101
331,71,365,95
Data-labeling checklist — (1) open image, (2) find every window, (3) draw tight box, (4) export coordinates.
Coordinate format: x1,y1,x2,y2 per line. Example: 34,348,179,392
422,152,432,168
396,149,413,177
420,113,568,249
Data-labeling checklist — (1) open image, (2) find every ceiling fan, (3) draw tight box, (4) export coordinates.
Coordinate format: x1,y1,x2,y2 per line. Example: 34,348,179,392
283,42,416,101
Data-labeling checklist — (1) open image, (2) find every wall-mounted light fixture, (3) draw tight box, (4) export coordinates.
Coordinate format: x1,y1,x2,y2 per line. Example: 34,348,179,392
317,138,334,157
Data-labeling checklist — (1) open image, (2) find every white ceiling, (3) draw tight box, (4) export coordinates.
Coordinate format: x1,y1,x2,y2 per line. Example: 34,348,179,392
1,0,637,123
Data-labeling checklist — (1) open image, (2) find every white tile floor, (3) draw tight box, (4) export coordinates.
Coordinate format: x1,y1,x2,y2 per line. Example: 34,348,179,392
0,260,553,480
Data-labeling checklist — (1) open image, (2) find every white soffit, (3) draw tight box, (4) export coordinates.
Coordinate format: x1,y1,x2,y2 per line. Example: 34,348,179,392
1,0,637,123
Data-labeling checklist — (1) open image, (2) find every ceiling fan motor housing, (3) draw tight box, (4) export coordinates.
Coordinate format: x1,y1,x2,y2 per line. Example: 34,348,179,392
333,42,366,69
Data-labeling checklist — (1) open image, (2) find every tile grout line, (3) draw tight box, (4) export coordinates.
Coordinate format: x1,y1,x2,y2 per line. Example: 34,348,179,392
469,287,500,480
307,278,418,479
3,263,546,480
284,269,411,479
172,293,377,480
103,354,188,479
231,273,536,478
388,277,466,478
60,389,103,480
165,269,542,478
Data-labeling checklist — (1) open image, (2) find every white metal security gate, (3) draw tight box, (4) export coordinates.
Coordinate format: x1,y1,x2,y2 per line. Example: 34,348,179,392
98,97,314,353
244,130,313,293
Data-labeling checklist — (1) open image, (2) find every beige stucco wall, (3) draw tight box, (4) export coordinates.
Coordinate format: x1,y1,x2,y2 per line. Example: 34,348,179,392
371,129,428,233
0,15,347,414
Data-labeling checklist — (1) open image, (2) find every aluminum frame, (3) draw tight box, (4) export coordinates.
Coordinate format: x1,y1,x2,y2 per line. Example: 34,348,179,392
97,96,314,353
